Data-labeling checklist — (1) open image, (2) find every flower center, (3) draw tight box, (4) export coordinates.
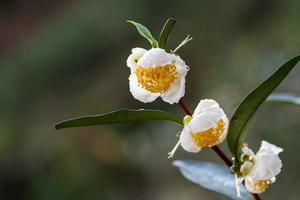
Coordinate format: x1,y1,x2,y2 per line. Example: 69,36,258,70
135,64,177,93
191,119,225,147
254,179,272,192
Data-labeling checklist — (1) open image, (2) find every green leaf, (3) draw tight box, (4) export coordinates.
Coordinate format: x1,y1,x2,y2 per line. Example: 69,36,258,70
173,160,252,200
266,93,300,107
159,18,176,49
55,109,182,129
227,55,300,159
127,20,158,47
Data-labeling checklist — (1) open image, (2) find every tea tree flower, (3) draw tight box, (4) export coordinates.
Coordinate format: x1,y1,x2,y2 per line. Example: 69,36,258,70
238,141,283,194
127,48,189,104
168,99,229,157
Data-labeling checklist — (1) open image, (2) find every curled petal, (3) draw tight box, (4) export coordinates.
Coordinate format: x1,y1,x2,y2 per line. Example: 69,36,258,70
128,74,159,103
245,177,275,194
258,140,283,155
161,76,185,104
218,111,229,143
245,178,259,194
242,146,255,158
138,48,174,67
189,111,221,133
173,54,189,73
188,111,228,147
193,99,221,117
127,48,147,69
179,126,201,153
160,55,188,104
245,141,283,180
249,150,282,180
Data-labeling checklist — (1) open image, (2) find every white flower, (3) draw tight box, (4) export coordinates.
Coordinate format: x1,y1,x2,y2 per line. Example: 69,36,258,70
127,47,189,104
168,99,229,157
240,141,283,194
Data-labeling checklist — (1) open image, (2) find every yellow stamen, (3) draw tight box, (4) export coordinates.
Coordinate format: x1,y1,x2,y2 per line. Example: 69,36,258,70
254,179,272,192
135,64,177,93
191,119,225,147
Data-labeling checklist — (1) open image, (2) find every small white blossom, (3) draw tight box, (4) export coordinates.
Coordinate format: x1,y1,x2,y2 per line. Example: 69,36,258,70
168,99,229,157
239,141,283,194
127,48,189,104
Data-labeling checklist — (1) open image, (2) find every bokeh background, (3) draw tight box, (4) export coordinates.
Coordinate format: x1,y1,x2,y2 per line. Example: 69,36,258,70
0,0,300,199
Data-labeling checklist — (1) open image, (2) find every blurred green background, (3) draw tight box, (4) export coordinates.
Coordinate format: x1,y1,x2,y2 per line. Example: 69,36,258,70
0,0,299,199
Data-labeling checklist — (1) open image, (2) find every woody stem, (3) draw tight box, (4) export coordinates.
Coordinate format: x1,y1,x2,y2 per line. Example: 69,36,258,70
178,99,261,200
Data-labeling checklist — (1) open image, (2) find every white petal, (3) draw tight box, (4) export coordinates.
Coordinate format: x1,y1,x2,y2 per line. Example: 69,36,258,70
161,76,185,104
245,177,276,194
193,99,220,117
270,177,276,183
137,48,174,67
189,111,223,133
127,48,147,69
157,55,188,104
245,178,263,194
242,145,255,158
258,140,283,155
128,74,159,103
173,54,189,73
249,151,282,180
246,141,283,180
187,111,228,146
179,126,201,153
132,47,147,54
217,111,229,143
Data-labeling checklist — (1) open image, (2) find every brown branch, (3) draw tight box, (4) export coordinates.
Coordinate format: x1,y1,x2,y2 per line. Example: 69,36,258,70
178,98,261,200
211,146,232,166
179,99,193,115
